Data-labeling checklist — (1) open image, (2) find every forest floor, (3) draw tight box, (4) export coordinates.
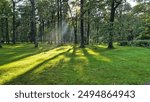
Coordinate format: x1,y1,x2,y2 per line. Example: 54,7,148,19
0,43,150,85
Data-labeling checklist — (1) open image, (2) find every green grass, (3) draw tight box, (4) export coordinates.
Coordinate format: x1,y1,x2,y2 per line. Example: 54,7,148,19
0,44,150,85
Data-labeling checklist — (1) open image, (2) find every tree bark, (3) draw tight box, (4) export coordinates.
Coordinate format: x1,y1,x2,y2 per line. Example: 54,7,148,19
12,0,16,44
30,0,38,47
74,14,78,44
60,0,63,44
0,40,3,48
5,17,9,44
108,0,115,49
108,0,122,49
87,9,90,45
57,0,60,45
1,18,4,42
80,0,85,48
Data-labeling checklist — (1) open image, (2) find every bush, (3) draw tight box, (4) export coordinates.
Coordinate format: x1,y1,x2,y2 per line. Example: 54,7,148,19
0,43,2,48
131,40,150,48
119,41,129,46
140,34,150,40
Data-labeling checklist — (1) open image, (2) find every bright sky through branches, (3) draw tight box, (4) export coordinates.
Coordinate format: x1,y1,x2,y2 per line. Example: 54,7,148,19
127,0,137,7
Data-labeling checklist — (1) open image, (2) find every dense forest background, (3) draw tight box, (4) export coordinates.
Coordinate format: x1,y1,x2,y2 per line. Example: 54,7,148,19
0,0,150,48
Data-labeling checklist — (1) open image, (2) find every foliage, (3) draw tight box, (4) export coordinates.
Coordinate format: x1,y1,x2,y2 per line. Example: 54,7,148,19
130,40,150,48
119,41,128,46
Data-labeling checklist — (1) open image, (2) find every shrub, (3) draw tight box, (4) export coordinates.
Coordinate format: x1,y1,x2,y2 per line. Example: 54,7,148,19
140,34,150,40
131,40,150,48
119,41,129,46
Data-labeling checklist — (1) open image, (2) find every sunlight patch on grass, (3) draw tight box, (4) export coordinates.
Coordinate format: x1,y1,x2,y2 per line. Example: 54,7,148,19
85,48,111,62
97,45,107,48
85,48,99,56
75,48,88,60
0,46,72,84
32,54,70,74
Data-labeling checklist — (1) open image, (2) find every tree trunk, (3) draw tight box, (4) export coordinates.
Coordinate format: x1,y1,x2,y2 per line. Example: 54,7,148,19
39,18,45,42
74,14,78,44
12,0,16,44
5,17,9,44
108,0,115,49
1,18,5,42
108,0,122,49
80,0,85,48
30,0,38,47
74,28,77,44
57,0,60,45
60,0,63,44
87,9,90,45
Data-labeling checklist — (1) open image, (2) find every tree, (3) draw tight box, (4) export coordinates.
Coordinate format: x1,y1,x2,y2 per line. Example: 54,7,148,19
11,0,16,44
108,0,123,49
132,2,150,40
68,1,78,44
0,0,11,44
80,0,85,48
29,0,38,47
18,1,31,42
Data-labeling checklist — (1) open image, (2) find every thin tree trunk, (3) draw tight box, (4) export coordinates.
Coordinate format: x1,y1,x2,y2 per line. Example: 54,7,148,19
12,0,16,44
30,0,38,47
80,0,85,48
60,0,63,44
0,42,2,48
5,17,9,44
74,14,78,44
0,18,4,47
108,0,115,49
87,9,90,45
57,0,60,45
1,18,4,42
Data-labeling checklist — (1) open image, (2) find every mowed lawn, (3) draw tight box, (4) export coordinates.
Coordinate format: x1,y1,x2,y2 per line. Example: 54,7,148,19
0,44,150,85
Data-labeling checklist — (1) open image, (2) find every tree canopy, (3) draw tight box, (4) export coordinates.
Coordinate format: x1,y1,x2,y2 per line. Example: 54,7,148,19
0,0,149,48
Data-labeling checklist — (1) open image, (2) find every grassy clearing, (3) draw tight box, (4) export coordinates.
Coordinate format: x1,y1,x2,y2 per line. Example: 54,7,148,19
0,44,150,85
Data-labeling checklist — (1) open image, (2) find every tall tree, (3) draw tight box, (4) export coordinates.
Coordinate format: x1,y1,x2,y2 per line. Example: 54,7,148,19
86,0,91,45
5,17,9,44
29,0,38,47
108,0,123,49
0,0,11,44
11,0,16,44
67,1,78,44
80,0,85,48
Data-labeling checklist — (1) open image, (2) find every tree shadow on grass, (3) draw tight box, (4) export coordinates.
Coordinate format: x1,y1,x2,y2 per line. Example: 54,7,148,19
3,48,72,85
81,47,150,85
78,48,118,84
91,45,112,53
67,45,77,62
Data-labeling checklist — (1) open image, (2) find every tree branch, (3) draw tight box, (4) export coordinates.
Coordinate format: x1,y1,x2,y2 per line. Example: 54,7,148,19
114,0,123,9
